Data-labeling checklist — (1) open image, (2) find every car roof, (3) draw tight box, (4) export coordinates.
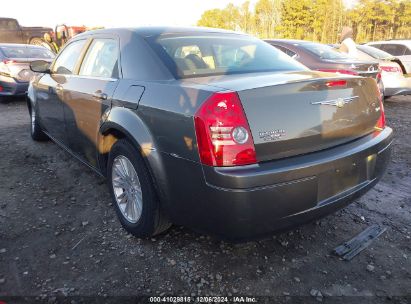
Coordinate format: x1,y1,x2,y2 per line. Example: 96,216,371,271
78,26,245,38
265,39,315,45
368,40,411,46
0,43,45,49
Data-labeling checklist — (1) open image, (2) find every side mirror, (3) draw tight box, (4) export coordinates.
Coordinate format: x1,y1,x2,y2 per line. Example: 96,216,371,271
30,60,50,73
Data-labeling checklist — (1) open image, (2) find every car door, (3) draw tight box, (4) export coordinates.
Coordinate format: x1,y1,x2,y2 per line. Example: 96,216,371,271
36,39,88,144
63,37,120,168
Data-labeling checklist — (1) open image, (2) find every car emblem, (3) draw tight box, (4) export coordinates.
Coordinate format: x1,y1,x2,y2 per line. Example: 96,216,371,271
311,96,359,108
368,65,376,72
350,64,357,69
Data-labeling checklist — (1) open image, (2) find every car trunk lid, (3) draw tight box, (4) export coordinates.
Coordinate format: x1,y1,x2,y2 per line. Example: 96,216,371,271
189,71,381,162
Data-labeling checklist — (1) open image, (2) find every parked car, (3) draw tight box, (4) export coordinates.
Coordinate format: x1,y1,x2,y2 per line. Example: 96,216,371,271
355,45,410,97
27,28,392,240
329,44,411,98
265,39,384,94
0,43,54,102
366,40,411,74
0,17,53,45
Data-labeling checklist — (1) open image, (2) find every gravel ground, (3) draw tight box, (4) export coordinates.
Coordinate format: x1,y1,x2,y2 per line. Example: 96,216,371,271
0,96,410,303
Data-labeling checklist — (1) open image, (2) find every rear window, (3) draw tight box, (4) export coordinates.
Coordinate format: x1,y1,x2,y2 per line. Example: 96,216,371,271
146,34,307,78
381,44,407,56
357,45,393,59
0,46,55,59
300,43,350,60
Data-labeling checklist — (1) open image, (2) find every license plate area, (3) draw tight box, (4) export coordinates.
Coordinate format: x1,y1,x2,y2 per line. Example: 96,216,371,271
317,157,369,202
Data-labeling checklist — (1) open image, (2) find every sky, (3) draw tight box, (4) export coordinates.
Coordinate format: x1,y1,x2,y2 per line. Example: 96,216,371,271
5,0,357,29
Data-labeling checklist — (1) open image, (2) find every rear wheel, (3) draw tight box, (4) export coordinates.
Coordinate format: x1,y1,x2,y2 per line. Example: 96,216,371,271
107,139,171,238
29,37,44,46
30,105,48,141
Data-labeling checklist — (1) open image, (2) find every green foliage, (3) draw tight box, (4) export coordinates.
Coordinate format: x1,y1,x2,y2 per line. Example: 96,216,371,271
197,0,411,42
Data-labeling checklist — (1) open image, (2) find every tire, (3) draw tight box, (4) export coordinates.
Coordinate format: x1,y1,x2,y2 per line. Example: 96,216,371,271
29,37,44,46
30,105,48,141
0,96,8,104
107,139,171,238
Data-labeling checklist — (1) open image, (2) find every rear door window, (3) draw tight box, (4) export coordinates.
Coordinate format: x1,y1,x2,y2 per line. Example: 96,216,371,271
381,44,407,56
52,39,86,75
79,38,119,78
272,44,297,58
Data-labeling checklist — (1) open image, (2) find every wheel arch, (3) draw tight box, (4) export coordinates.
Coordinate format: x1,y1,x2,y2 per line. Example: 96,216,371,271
99,107,170,208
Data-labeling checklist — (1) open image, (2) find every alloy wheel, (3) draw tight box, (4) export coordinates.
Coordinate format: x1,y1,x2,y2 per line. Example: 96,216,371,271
111,155,143,223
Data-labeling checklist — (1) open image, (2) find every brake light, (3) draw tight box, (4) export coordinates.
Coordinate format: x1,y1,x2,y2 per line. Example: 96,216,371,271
380,65,401,73
194,91,257,167
0,85,3,92
375,93,386,131
317,69,359,76
326,80,347,87
2,60,15,65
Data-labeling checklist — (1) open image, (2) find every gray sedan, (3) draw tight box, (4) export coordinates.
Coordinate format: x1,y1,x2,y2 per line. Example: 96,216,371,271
0,43,54,103
27,27,393,240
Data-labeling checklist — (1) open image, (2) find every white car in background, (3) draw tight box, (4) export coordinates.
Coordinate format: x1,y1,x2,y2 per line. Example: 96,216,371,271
366,40,411,74
357,44,411,98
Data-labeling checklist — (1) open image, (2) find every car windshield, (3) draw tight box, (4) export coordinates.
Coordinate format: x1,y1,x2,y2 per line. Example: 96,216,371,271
0,46,55,59
146,34,308,78
357,45,393,59
301,43,350,60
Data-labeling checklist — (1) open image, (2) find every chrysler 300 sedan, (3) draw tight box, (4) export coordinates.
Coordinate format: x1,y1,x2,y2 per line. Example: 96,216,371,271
27,27,393,240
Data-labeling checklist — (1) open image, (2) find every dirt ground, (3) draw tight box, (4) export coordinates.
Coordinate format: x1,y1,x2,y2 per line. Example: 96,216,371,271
0,96,410,303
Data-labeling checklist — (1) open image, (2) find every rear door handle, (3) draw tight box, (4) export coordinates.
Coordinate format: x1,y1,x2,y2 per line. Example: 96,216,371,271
92,91,108,100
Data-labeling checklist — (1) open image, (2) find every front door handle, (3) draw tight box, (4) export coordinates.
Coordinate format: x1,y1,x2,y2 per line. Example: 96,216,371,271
92,91,108,100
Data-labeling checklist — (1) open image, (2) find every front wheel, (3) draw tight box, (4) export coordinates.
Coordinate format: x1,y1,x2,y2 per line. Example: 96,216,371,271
30,105,48,141
107,139,171,238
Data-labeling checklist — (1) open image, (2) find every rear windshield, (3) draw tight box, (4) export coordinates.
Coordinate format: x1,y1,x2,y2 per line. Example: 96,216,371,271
0,46,55,59
146,34,307,78
301,43,350,60
358,45,394,59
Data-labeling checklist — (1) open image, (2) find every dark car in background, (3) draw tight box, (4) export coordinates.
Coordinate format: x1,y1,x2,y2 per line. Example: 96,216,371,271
266,39,383,92
28,27,392,240
0,44,54,102
0,17,53,45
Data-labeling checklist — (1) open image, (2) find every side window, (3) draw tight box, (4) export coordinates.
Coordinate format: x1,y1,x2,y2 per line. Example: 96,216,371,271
52,40,86,74
382,44,406,56
370,44,382,50
79,39,119,78
404,47,411,55
273,45,297,58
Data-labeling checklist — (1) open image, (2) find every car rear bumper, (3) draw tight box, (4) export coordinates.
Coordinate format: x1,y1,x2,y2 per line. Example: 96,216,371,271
381,73,411,96
0,76,28,96
161,127,393,240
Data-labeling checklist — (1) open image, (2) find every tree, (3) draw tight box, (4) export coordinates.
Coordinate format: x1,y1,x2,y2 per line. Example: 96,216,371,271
197,0,411,42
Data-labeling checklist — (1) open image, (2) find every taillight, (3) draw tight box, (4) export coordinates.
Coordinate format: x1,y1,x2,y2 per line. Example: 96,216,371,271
2,59,15,65
375,93,386,131
317,69,359,76
380,65,401,73
326,80,347,87
194,91,257,167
